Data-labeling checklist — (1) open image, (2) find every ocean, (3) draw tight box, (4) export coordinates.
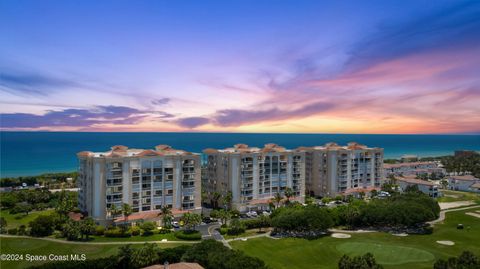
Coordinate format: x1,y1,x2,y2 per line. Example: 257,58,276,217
1,132,479,177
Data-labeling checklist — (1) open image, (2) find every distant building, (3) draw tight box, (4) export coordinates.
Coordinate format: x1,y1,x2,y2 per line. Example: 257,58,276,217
447,175,480,192
401,155,418,163
77,145,201,225
204,144,305,212
396,175,440,197
470,182,480,193
384,162,446,177
454,150,477,158
301,142,384,198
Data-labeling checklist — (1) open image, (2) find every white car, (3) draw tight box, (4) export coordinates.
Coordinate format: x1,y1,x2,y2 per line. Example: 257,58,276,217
246,211,258,218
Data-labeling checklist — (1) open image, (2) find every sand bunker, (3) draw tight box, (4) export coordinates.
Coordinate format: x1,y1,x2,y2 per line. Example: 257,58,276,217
466,212,480,218
331,233,351,239
392,233,408,237
436,240,455,246
439,201,475,210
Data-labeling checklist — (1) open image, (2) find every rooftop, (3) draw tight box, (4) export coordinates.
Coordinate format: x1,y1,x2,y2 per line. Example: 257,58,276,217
203,143,288,154
449,175,479,181
203,142,382,154
384,161,438,169
396,176,436,186
77,145,197,158
300,142,382,151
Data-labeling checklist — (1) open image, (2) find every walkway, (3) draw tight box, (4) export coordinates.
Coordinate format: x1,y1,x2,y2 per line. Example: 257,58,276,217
428,204,480,225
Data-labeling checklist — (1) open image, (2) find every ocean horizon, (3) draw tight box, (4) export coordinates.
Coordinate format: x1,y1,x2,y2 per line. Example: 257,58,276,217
1,131,479,178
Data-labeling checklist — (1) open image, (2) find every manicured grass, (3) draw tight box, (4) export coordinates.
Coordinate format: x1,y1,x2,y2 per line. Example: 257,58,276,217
223,229,269,240
231,207,480,269
0,237,187,269
336,242,434,265
437,190,480,204
0,209,54,229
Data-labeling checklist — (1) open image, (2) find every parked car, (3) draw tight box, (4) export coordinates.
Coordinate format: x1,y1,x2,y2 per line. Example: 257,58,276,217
246,211,258,218
172,221,180,228
203,217,213,224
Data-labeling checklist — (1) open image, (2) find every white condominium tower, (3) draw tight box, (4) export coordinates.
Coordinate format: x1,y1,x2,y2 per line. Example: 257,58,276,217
204,144,305,212
77,145,201,224
303,142,384,197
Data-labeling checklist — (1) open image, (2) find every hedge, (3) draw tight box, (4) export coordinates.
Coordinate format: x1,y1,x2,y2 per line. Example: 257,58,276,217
174,230,201,240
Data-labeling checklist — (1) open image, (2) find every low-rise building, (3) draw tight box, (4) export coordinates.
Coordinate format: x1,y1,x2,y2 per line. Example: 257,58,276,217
77,145,201,225
204,144,305,212
396,175,440,197
447,175,480,192
384,162,446,177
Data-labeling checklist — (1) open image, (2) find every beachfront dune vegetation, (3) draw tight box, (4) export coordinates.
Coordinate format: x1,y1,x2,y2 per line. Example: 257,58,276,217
0,172,78,188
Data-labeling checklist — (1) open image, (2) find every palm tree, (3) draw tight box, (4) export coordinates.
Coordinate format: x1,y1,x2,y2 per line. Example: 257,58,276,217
182,212,202,231
218,209,231,226
273,192,283,208
212,192,221,209
222,191,232,210
158,206,173,228
122,203,132,227
109,204,121,222
284,187,294,204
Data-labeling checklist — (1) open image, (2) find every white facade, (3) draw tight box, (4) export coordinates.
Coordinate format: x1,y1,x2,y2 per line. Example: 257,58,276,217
384,162,446,177
303,142,384,197
447,175,480,192
397,176,440,197
77,145,201,224
204,144,305,212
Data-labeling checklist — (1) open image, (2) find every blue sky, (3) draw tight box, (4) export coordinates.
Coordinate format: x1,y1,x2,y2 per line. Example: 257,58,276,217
0,0,479,133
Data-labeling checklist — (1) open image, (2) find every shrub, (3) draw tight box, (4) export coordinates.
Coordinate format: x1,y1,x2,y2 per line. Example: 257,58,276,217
423,225,434,234
18,225,27,235
53,231,63,238
8,227,18,235
158,227,172,234
141,221,157,236
338,253,383,269
227,219,246,235
219,227,228,235
174,230,201,240
29,215,55,237
95,225,105,236
130,226,141,236
242,217,271,229
104,227,131,238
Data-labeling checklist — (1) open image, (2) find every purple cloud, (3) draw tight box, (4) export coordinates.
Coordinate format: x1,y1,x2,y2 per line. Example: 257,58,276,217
0,106,150,128
214,101,335,126
176,117,211,128
0,70,81,96
151,98,171,105
175,101,335,128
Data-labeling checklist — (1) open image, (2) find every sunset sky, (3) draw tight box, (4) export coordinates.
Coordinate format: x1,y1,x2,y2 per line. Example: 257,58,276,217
0,0,479,134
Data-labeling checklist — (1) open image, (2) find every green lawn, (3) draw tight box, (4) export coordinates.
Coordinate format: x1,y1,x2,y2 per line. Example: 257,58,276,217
231,207,480,269
223,229,269,240
0,209,54,229
437,190,480,204
0,237,187,269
